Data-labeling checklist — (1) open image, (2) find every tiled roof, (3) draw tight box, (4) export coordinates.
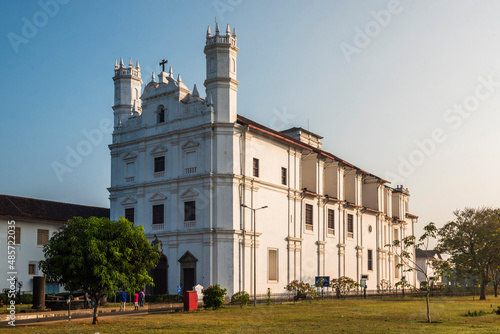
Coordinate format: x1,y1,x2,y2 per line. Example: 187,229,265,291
0,194,109,223
415,248,442,259
237,115,390,184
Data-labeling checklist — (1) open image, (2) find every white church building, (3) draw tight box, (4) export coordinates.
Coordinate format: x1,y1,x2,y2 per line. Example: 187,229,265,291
108,23,419,296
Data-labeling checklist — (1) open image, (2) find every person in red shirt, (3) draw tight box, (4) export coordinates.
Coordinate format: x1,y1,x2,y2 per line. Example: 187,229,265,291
134,291,139,310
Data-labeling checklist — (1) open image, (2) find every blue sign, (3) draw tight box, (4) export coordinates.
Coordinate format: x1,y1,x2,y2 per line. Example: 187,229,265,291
177,286,182,295
315,276,330,287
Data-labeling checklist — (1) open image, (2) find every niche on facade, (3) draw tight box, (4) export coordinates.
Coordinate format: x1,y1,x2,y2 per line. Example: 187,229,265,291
182,140,200,175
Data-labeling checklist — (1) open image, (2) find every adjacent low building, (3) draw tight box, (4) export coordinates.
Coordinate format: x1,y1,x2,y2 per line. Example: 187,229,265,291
0,195,109,294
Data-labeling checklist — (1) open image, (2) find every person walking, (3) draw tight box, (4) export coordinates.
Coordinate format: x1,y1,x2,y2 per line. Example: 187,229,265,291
119,291,127,312
84,292,89,309
134,291,139,311
139,289,145,308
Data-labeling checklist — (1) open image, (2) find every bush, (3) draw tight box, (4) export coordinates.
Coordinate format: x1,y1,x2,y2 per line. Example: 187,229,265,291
330,276,359,299
465,310,487,317
495,306,500,315
145,294,182,303
284,280,318,299
19,294,33,304
231,291,250,308
203,284,227,310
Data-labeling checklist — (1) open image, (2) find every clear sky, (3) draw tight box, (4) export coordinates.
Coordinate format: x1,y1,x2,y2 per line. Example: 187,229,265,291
1,0,499,239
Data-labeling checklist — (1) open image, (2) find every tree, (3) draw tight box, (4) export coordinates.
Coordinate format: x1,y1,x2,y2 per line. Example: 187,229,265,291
39,216,160,324
386,222,446,323
436,207,500,301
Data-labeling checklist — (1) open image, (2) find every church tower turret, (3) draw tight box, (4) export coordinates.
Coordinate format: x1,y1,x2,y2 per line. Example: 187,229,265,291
204,22,239,123
113,58,143,127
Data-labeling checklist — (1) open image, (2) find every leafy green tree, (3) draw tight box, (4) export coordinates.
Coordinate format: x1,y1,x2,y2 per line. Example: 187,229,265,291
386,222,446,323
436,207,500,301
39,216,160,324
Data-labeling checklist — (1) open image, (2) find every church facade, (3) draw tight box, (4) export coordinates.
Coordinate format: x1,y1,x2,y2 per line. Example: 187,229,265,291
108,23,419,296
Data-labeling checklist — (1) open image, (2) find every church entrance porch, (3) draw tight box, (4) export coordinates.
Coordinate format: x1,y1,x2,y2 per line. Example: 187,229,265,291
149,254,168,294
179,251,198,292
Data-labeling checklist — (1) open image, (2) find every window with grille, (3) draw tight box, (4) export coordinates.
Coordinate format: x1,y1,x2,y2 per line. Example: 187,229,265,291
305,204,313,231
347,214,354,238
37,229,49,246
152,205,164,225
368,249,373,271
14,227,21,245
328,209,335,235
281,167,287,185
154,156,165,173
29,264,36,275
125,208,134,223
253,158,259,177
184,201,196,221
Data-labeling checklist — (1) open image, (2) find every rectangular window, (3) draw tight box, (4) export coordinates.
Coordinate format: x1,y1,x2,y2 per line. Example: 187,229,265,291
368,249,373,271
126,162,134,177
305,204,313,231
281,167,287,185
125,208,134,223
28,264,36,275
37,229,49,246
152,205,164,225
268,249,278,281
154,156,165,173
327,209,335,235
394,228,399,242
14,227,21,245
184,201,196,221
347,214,354,238
158,108,165,123
253,158,259,177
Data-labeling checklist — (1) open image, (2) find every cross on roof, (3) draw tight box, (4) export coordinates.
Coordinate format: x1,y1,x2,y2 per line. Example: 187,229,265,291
159,59,168,72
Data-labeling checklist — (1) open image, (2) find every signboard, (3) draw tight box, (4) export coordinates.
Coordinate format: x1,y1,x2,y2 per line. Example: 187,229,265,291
361,274,369,280
177,286,182,295
315,276,330,287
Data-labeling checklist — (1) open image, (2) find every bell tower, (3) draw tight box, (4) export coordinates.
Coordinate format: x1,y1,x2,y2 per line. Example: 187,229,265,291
204,22,239,123
112,58,143,127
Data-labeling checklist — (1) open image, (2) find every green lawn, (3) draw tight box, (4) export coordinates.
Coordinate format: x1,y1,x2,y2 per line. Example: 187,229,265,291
3,296,500,333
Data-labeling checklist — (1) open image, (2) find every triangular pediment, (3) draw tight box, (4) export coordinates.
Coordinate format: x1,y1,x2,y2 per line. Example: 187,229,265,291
149,192,167,202
180,188,199,198
122,152,137,161
150,145,168,156
178,251,198,263
121,196,137,206
182,140,199,149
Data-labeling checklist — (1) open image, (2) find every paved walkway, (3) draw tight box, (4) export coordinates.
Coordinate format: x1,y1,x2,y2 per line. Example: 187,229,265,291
1,303,184,326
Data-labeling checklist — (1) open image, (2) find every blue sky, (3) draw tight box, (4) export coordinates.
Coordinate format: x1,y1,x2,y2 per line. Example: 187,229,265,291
1,0,500,237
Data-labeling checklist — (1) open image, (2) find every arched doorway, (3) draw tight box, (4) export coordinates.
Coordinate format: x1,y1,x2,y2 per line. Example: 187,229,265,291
149,254,168,294
179,251,198,292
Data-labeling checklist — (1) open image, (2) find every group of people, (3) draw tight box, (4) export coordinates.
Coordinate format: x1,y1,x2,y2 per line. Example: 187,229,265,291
119,289,145,311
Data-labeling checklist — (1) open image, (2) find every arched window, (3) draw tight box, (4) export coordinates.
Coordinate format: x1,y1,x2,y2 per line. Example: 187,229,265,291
231,58,236,73
135,88,139,100
157,106,165,123
210,57,216,73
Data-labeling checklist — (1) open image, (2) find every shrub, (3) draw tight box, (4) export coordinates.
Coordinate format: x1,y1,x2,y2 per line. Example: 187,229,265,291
231,291,250,308
330,276,359,299
203,284,227,310
495,306,500,315
145,294,182,303
465,310,487,317
19,294,33,304
284,280,318,299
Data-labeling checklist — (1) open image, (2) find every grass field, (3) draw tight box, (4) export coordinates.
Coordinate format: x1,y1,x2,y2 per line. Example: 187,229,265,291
3,296,500,333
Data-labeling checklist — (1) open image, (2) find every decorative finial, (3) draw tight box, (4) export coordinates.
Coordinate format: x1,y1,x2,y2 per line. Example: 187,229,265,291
232,27,237,38
169,66,173,77
152,71,156,83
207,25,212,38
120,57,124,68
114,59,119,69
192,84,199,97
215,19,220,35
136,60,140,71
177,74,182,83
129,58,133,68
226,24,231,36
